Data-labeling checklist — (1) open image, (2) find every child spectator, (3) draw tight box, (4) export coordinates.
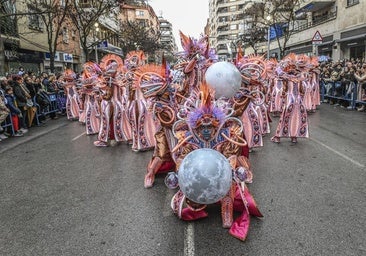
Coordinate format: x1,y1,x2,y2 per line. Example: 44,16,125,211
4,86,24,137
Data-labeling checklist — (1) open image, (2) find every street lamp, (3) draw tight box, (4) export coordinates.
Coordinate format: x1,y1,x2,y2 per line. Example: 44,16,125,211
266,15,272,59
94,22,99,63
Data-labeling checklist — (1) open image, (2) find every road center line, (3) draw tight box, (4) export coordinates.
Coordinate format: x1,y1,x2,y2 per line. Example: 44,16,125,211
71,132,86,141
184,223,195,256
311,137,365,168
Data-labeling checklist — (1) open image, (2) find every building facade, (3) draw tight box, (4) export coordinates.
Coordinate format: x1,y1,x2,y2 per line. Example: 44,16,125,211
283,0,366,61
157,16,178,63
208,0,366,61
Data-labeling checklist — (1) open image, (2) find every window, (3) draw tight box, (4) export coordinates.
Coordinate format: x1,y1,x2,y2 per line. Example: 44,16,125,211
136,10,144,17
28,9,43,31
230,24,237,30
62,27,69,43
347,0,359,7
229,6,236,12
79,0,90,8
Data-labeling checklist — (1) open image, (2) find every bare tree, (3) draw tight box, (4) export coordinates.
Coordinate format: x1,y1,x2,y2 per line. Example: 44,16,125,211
68,0,120,62
246,0,304,58
119,20,161,57
0,0,17,74
20,0,71,73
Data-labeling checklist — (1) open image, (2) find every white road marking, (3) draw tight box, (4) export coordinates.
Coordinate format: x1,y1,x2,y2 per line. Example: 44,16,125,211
311,137,365,168
184,223,195,256
71,132,86,141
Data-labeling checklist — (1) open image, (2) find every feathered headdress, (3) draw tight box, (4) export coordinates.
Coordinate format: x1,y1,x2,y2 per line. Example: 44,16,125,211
188,82,225,129
133,57,169,98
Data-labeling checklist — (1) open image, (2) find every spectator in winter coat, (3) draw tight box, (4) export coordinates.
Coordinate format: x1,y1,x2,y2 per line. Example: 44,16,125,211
4,86,24,137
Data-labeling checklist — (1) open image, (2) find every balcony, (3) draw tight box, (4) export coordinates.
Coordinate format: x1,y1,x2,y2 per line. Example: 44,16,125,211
293,8,337,32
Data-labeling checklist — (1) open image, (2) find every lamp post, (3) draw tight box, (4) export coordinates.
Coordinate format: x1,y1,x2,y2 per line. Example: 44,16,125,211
94,22,99,63
266,15,272,59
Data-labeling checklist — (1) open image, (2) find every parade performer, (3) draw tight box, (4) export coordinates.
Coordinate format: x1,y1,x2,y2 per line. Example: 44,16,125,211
93,58,120,147
100,54,132,143
271,54,309,144
60,69,81,121
80,62,101,135
133,59,178,188
235,54,267,149
140,32,218,188
167,82,262,241
125,50,156,152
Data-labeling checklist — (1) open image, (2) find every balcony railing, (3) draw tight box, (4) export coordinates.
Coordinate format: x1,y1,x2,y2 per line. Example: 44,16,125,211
293,8,337,32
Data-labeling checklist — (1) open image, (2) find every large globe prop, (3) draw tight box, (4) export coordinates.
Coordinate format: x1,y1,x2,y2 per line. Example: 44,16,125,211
205,61,242,99
178,148,232,204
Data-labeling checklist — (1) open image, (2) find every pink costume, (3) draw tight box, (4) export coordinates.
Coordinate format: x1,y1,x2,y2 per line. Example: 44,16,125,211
61,69,81,120
125,50,156,152
168,82,261,241
269,77,285,114
81,62,101,135
93,76,113,146
271,54,310,143
113,76,132,142
100,54,132,143
235,54,268,149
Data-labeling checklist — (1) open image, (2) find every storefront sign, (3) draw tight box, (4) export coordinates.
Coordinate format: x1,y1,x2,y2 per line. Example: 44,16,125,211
63,53,73,63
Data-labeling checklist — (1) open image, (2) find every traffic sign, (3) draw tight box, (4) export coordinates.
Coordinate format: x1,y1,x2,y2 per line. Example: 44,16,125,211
312,30,323,42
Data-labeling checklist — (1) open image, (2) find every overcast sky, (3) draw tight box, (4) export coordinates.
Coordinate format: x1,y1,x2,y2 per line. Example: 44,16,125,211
149,0,209,51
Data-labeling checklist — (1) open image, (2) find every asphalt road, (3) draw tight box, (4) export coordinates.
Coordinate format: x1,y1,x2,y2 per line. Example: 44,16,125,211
0,104,365,256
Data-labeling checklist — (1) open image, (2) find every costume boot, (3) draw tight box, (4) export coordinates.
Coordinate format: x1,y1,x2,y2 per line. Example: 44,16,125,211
144,157,163,188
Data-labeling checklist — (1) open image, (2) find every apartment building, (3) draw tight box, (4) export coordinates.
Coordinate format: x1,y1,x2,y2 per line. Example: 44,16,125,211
157,16,178,63
119,3,159,41
0,0,81,74
209,0,261,61
209,0,365,61
281,0,366,61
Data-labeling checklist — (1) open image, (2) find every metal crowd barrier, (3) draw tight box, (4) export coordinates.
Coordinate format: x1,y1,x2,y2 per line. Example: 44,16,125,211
1,114,15,136
1,91,66,134
33,91,66,126
320,80,365,109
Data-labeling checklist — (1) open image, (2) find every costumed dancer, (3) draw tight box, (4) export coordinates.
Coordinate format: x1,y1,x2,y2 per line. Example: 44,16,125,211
100,54,132,143
167,82,262,241
80,62,101,135
141,31,218,188
235,54,267,150
271,53,309,144
60,69,81,121
93,60,118,147
309,56,321,109
133,59,177,188
125,50,156,152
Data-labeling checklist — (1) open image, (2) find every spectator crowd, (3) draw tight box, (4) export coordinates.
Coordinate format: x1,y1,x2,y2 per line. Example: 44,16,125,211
0,68,67,141
319,58,366,111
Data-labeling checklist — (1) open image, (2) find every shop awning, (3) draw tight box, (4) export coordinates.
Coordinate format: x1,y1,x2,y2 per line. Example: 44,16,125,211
295,1,335,14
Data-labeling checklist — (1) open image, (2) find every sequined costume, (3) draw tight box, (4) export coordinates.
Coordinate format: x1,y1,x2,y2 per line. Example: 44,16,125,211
80,62,101,135
167,82,262,241
271,54,310,143
125,51,156,151
60,69,81,120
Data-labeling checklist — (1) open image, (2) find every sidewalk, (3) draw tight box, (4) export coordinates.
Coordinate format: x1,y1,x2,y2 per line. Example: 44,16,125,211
0,116,70,154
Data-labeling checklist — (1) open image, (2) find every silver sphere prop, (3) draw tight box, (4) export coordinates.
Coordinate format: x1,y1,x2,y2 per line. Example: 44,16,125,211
205,61,242,99
178,148,232,204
